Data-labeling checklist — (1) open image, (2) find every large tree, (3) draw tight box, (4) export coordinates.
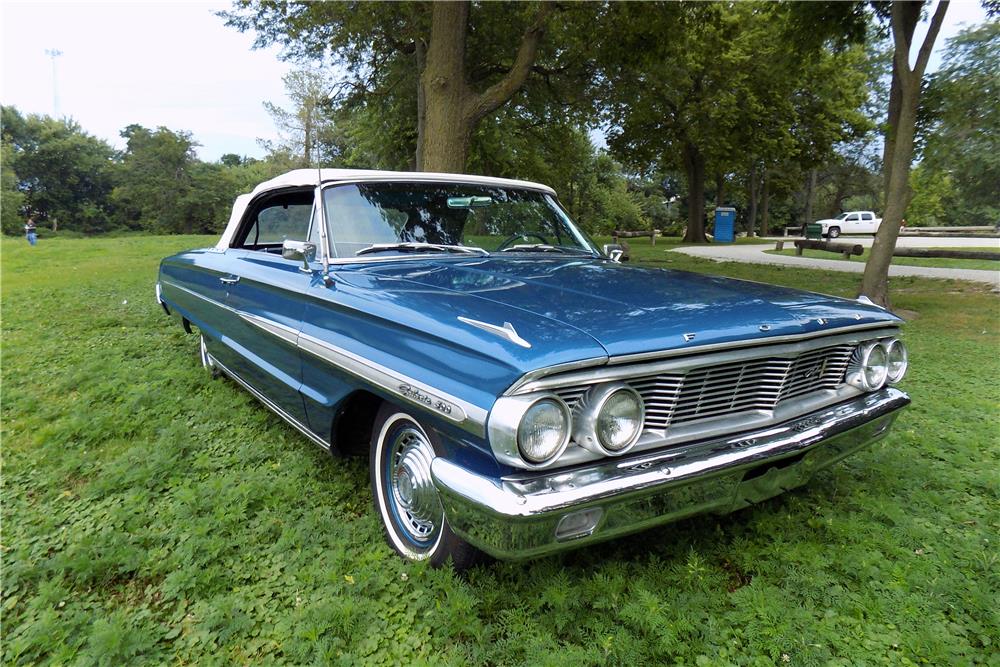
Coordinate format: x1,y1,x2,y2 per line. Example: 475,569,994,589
1,106,117,233
112,125,236,234
261,69,338,167
603,2,869,242
859,0,949,307
918,21,999,225
222,1,596,173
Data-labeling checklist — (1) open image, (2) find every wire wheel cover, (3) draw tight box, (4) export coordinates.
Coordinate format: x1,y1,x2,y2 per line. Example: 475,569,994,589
388,427,441,543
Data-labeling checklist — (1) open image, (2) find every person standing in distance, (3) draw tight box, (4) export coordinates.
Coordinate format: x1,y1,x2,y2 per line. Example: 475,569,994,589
24,215,37,246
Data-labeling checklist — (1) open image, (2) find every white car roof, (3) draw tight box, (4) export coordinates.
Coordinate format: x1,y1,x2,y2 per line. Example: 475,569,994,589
216,168,557,250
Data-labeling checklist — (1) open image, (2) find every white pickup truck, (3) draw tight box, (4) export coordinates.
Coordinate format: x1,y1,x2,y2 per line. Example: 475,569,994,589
815,211,882,238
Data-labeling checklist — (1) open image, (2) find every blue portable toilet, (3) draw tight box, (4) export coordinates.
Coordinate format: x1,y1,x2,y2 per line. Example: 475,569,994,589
714,207,736,243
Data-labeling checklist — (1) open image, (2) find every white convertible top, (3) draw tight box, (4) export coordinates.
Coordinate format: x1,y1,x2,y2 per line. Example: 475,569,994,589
215,168,557,250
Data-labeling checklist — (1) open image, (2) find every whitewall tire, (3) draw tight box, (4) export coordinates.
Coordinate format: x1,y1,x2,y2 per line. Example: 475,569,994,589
369,404,482,569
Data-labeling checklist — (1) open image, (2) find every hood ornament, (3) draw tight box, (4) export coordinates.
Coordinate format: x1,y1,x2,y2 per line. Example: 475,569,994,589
457,317,531,349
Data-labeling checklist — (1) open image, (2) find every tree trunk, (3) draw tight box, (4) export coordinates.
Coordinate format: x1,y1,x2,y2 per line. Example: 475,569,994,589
414,37,427,171
715,173,725,208
417,0,554,172
419,1,473,173
760,170,771,237
682,142,707,243
861,0,949,307
802,167,818,225
881,1,921,195
303,106,313,167
747,163,759,236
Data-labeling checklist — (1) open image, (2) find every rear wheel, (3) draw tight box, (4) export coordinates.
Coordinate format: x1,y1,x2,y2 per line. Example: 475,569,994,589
369,404,482,569
827,226,841,239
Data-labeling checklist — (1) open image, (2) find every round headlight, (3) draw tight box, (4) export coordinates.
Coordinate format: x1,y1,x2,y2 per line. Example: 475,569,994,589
847,341,891,392
596,388,644,452
517,398,570,464
573,383,645,456
885,339,908,384
863,343,888,390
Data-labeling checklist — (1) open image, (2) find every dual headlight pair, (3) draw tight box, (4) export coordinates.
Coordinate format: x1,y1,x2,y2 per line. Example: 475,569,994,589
498,383,645,468
847,338,908,392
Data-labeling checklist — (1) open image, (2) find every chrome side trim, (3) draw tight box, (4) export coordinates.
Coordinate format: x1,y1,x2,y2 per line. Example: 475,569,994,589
457,316,532,349
297,330,488,436
160,279,238,314
239,311,300,346
504,356,609,395
608,322,898,365
161,279,488,436
432,387,910,560
209,351,331,451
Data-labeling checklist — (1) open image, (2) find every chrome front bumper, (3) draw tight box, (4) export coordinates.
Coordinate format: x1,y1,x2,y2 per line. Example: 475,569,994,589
432,387,910,560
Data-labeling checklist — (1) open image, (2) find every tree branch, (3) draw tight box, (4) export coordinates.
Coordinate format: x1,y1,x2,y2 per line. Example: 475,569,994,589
465,1,556,123
914,0,949,77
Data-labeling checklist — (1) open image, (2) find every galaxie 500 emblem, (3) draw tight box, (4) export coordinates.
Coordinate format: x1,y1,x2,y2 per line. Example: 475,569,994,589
398,383,456,416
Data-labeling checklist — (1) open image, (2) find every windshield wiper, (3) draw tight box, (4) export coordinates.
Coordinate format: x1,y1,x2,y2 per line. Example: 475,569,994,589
355,242,488,257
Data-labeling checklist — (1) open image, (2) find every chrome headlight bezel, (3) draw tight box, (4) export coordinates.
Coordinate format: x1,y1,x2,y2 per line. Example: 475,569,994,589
847,340,889,392
487,393,572,469
572,382,645,456
884,338,908,384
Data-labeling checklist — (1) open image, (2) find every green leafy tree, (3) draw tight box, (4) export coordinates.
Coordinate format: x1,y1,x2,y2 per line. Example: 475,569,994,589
603,3,870,242
112,125,235,234
1,137,27,235
261,69,340,167
1,106,116,233
860,0,949,307
222,1,599,172
919,21,999,225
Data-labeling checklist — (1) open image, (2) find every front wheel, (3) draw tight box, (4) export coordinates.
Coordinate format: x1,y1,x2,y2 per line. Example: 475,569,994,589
370,404,482,569
827,226,841,239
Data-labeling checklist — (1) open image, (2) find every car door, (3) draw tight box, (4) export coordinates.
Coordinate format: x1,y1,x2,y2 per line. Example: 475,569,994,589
844,212,861,234
859,212,875,233
220,189,317,426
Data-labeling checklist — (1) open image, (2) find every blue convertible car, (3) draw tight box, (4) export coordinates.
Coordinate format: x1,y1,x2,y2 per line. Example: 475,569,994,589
157,169,910,568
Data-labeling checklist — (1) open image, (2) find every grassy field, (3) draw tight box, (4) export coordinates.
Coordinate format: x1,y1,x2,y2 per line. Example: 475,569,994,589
764,245,1000,272
2,235,999,665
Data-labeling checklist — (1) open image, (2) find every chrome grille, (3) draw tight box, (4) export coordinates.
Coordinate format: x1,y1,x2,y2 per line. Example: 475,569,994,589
554,343,855,431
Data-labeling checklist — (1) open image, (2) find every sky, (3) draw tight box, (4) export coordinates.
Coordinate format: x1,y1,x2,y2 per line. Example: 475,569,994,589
0,1,990,163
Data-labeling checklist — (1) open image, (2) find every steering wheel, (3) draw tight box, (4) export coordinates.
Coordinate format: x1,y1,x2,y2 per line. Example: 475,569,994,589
495,232,550,252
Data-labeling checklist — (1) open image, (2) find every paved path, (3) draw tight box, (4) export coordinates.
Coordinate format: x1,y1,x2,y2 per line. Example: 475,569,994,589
671,236,999,287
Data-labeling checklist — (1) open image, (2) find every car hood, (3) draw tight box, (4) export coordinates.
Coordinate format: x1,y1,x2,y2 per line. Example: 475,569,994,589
336,256,900,358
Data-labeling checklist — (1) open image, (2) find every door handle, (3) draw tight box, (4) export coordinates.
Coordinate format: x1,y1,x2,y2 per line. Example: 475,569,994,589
220,276,240,285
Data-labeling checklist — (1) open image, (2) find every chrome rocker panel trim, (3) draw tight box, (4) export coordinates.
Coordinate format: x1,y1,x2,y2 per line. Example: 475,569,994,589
431,387,910,560
208,351,332,452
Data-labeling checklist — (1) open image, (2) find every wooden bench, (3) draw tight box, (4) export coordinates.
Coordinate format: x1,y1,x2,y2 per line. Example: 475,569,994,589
612,229,661,246
793,239,864,260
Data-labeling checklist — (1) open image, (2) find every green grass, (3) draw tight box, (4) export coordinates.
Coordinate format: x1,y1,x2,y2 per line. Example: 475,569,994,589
3,235,999,665
764,245,1000,271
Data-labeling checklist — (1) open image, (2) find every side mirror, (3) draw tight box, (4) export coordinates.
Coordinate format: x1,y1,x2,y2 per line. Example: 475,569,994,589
282,239,317,271
602,243,625,263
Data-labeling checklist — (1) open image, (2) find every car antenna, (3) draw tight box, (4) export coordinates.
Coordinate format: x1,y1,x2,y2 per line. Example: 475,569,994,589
314,167,333,284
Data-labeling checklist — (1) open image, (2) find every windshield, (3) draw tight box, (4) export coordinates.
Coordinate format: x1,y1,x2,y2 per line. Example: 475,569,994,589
321,182,598,258
835,212,850,220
